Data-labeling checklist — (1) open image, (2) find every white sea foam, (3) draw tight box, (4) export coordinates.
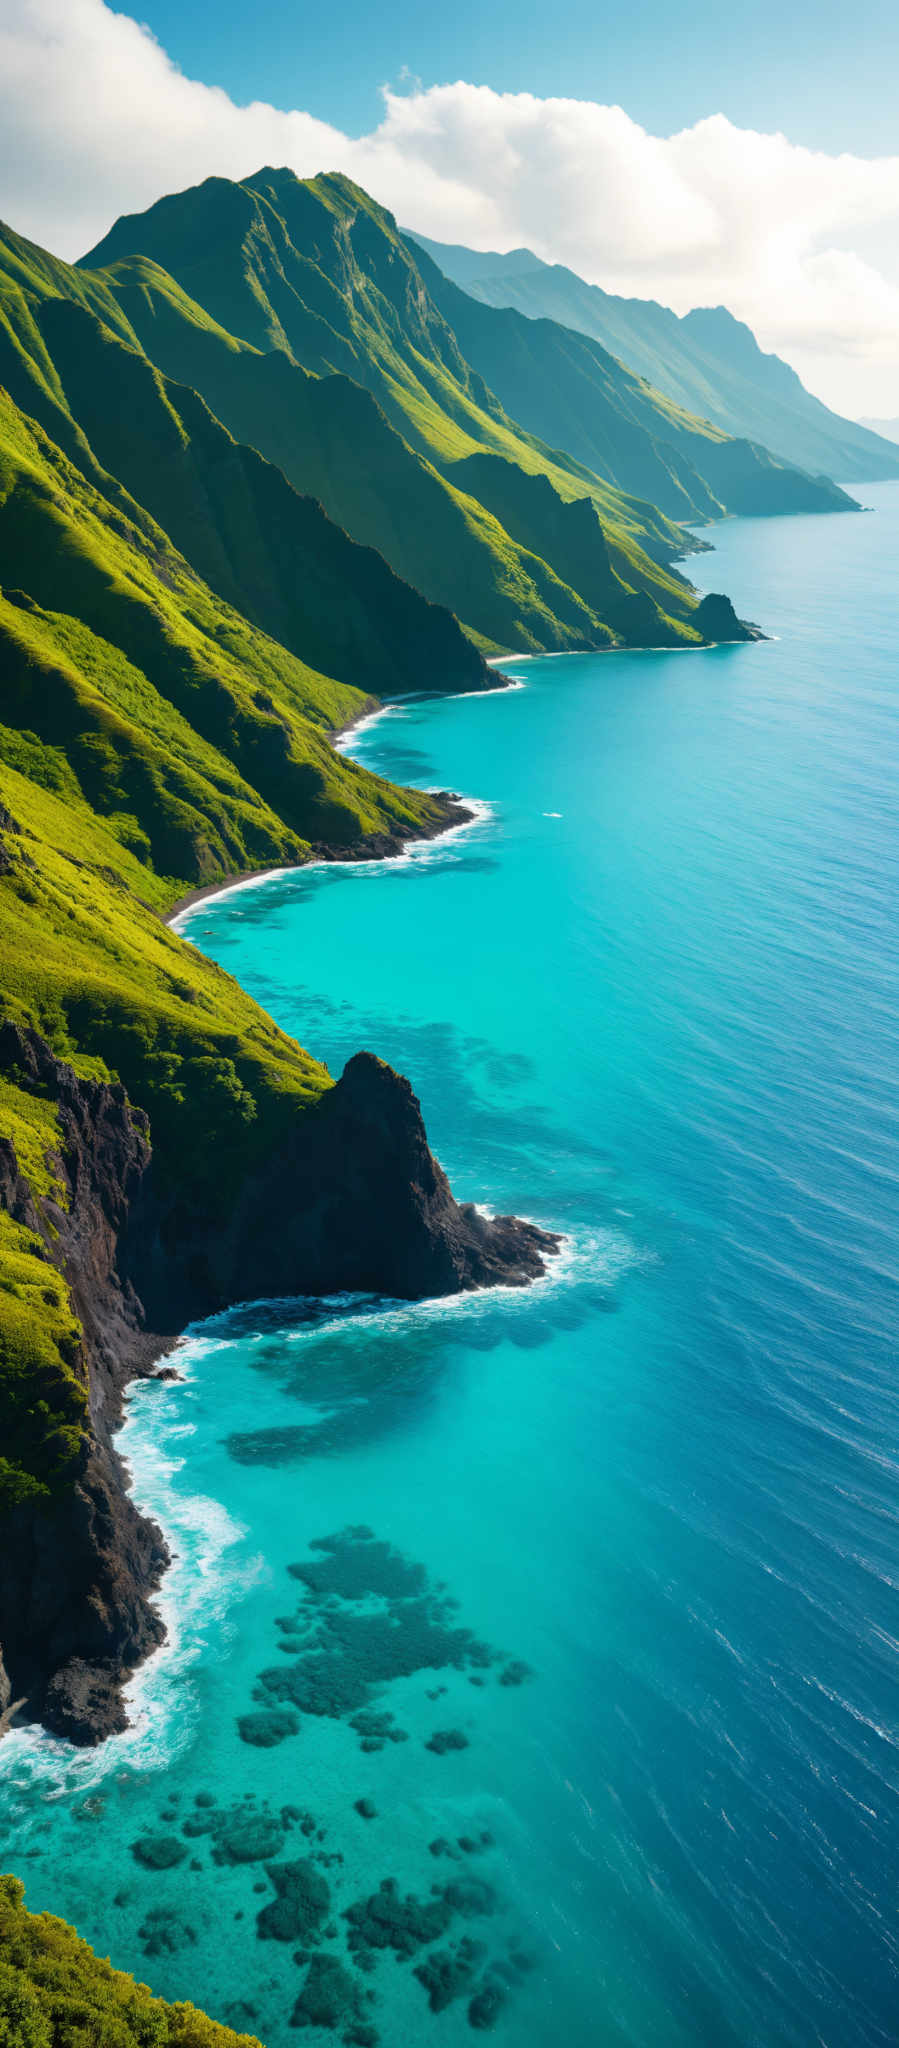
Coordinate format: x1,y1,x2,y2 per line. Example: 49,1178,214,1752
1,1337,257,1794
172,791,496,934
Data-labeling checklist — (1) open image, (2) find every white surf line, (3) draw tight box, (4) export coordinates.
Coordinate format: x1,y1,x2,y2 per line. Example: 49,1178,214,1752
170,794,496,933
171,675,532,930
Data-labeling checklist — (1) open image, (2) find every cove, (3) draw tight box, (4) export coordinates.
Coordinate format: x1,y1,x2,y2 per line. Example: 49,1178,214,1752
2,487,899,2048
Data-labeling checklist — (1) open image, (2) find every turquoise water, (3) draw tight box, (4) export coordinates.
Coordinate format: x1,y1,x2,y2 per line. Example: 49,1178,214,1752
3,488,899,2046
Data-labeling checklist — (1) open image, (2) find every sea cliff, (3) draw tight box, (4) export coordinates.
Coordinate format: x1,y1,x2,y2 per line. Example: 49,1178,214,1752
0,978,556,1748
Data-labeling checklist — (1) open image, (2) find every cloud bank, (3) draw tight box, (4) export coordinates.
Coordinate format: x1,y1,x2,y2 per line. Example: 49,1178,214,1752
3,0,899,415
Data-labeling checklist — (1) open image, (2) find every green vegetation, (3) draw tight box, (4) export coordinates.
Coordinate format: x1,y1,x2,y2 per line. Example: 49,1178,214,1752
413,248,858,522
0,1211,85,1512
69,171,727,647
0,1875,263,2046
409,230,899,487
0,370,452,1515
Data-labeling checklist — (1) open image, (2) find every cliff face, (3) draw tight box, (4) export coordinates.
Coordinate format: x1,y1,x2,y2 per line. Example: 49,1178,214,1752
0,1024,557,1746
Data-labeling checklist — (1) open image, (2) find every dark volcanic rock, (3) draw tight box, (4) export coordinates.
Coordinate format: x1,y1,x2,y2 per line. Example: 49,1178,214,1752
0,1019,558,1747
694,590,762,643
131,1050,560,1320
0,1022,167,1746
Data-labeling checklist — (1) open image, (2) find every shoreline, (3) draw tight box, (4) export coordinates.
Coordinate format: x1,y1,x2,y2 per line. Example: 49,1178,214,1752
163,670,524,926
1,675,539,1750
163,789,479,927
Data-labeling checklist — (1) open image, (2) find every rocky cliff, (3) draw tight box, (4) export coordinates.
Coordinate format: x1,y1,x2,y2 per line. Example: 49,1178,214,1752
0,1022,557,1746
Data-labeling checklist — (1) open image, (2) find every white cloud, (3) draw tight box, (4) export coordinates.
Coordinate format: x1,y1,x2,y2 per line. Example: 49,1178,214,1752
3,0,899,416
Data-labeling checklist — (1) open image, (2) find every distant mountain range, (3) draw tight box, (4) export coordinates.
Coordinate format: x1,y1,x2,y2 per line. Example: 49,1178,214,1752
74,169,826,652
409,232,899,487
859,418,899,445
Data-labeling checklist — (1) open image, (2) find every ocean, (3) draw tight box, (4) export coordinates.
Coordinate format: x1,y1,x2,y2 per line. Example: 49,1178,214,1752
2,486,898,2047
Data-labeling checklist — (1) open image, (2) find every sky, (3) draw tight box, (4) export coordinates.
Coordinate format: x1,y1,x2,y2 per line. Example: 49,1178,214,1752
2,0,899,418
124,0,899,160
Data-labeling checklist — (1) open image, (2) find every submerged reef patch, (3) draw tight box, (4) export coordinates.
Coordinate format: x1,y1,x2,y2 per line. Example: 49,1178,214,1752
256,1858,331,1944
237,1705,302,1746
214,1526,540,2039
251,1526,517,1741
290,1952,375,2035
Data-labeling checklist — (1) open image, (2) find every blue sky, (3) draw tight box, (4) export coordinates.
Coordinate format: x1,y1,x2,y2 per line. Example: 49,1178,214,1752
131,0,898,155
4,0,899,413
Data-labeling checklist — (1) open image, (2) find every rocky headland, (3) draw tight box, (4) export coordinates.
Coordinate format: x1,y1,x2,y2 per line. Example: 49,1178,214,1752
0,1016,558,1748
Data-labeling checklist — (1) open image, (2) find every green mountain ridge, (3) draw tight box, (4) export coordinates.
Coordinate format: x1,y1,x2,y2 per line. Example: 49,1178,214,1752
0,208,698,658
0,159,837,2041
408,231,899,486
73,168,787,646
406,243,859,524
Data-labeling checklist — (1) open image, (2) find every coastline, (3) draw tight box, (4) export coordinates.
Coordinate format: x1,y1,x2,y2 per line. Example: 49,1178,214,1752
162,789,477,927
0,675,563,1749
164,672,533,927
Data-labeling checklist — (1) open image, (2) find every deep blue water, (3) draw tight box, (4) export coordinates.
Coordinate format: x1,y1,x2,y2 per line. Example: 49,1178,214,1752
3,489,899,2048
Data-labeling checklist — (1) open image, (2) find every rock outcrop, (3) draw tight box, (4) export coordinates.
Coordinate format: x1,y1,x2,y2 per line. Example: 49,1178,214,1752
0,1024,558,1745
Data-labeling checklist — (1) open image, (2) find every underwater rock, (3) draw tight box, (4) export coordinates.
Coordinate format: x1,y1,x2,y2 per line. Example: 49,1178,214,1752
137,1906,197,1958
238,1705,302,1745
257,1858,331,1943
350,1709,408,1747
214,1813,288,1865
131,1834,188,1871
182,1794,292,1864
354,1799,378,1820
426,1728,469,1754
344,1874,495,1962
469,1980,508,2029
344,1877,451,1960
414,1936,487,2012
498,1660,532,1688
221,2002,261,2032
290,1532,427,1604
290,1953,369,2032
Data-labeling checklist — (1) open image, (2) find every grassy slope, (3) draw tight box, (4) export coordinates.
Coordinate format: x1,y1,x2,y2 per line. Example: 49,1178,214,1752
0,380,461,1517
412,253,858,521
0,395,450,861
76,171,721,646
0,227,490,692
0,1874,262,2046
417,240,899,486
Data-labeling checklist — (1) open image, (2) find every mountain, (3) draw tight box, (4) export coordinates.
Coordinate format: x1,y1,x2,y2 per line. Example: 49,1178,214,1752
0,326,557,1751
405,243,860,524
859,417,899,445
0,208,734,660
409,232,899,486
69,168,784,646
0,230,491,700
